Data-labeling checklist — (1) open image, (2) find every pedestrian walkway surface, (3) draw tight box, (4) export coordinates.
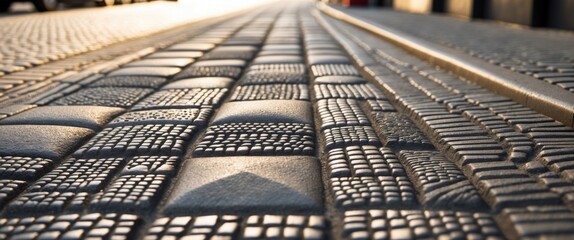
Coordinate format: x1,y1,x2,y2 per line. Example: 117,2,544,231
0,1,574,239
337,7,574,93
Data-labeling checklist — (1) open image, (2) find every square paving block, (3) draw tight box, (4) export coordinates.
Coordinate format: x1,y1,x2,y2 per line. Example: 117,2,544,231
0,125,94,161
307,55,351,65
108,108,212,127
230,84,310,101
167,43,215,51
211,100,313,125
108,67,181,77
145,51,203,59
174,66,243,80
166,43,215,52
162,77,234,89
314,76,367,84
89,76,167,88
192,60,247,68
0,106,125,130
163,156,323,215
132,88,228,110
124,58,194,68
252,56,304,65
50,87,154,108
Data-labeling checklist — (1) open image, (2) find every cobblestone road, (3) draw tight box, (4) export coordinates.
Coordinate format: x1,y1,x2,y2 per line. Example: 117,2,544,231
0,1,574,239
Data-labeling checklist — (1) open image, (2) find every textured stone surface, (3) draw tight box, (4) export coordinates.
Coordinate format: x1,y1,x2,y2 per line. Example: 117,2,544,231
75,124,196,157
0,106,124,130
194,123,315,157
146,215,325,240
51,87,154,108
124,58,194,68
0,125,94,160
240,68,308,85
174,66,243,79
212,100,313,125
317,99,370,130
323,126,381,150
342,209,502,239
108,67,181,77
90,174,169,213
90,76,168,88
0,180,27,208
0,156,54,181
132,88,228,110
28,157,124,193
0,213,141,239
231,84,310,101
108,108,212,127
164,156,323,215
311,64,360,77
373,112,433,148
314,76,367,84
193,60,247,68
162,77,234,89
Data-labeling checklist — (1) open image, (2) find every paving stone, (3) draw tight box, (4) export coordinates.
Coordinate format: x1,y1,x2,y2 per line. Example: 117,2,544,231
342,210,502,239
75,124,196,157
29,157,124,193
90,174,169,213
498,206,574,239
230,84,310,101
167,43,215,51
132,88,228,110
192,60,247,68
252,56,304,64
108,67,181,77
248,63,306,73
308,55,351,65
399,151,486,210
240,69,308,85
162,77,234,89
124,58,194,68
0,213,141,239
311,64,360,77
327,146,417,208
201,47,257,60
89,76,168,88
364,99,396,112
51,87,154,108
0,106,124,130
163,156,323,215
174,66,243,80
145,215,325,240
194,123,315,157
121,156,180,176
314,76,367,84
212,100,313,125
0,156,54,181
330,176,417,209
146,51,203,59
5,191,87,215
314,83,386,99
0,125,94,161
108,108,212,127
323,126,381,150
317,99,370,130
373,112,433,148
0,104,36,116
0,180,27,208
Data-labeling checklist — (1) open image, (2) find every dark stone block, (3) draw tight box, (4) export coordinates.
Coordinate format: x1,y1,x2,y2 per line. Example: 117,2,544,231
0,125,94,161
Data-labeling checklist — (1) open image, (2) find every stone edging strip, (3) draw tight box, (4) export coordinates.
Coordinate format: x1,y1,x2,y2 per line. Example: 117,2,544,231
318,2,574,128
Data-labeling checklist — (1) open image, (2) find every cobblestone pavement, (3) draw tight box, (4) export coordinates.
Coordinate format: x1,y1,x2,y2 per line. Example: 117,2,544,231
1,1,574,239
334,7,574,93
